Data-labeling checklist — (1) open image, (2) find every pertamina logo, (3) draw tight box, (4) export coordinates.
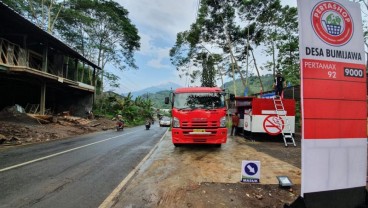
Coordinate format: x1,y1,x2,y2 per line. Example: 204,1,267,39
311,1,353,46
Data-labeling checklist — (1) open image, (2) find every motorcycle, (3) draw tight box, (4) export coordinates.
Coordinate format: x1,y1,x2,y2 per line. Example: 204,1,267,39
145,121,151,130
116,120,124,131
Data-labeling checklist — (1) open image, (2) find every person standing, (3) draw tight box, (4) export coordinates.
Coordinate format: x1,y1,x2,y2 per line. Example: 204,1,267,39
274,72,286,97
231,113,240,136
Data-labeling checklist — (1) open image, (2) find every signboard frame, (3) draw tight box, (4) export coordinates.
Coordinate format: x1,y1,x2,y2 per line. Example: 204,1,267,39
297,0,367,207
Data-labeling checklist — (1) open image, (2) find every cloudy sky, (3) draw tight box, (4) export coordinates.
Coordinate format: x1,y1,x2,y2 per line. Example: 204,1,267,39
110,0,298,94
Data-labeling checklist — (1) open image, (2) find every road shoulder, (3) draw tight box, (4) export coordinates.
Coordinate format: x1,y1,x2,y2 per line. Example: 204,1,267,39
111,132,301,207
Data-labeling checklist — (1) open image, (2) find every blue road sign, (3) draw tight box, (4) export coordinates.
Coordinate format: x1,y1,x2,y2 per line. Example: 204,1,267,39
244,162,258,176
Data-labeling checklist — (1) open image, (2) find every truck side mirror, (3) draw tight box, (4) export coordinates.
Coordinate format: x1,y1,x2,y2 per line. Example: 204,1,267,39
164,97,170,104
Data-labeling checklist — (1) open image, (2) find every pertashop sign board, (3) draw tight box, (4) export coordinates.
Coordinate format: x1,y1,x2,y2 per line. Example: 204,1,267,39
297,0,367,204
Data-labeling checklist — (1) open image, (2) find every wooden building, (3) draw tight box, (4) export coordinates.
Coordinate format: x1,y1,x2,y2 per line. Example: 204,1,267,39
0,2,100,116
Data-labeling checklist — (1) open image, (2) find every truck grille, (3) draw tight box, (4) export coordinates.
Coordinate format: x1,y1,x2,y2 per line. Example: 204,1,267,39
182,129,216,135
182,121,217,128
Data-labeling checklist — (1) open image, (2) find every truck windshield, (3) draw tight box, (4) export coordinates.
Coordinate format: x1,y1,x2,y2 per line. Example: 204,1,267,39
174,92,225,109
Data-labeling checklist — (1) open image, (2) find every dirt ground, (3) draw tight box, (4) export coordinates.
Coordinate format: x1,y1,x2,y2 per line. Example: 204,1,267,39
111,133,302,208
0,108,302,208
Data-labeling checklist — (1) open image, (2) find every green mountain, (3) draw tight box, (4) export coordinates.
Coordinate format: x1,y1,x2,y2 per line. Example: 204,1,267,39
146,90,172,109
223,74,274,96
147,74,275,108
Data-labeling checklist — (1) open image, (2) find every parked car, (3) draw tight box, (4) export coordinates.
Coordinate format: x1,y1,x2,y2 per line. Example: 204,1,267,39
159,117,171,127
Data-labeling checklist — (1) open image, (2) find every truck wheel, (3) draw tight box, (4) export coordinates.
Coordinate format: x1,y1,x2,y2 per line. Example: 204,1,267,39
215,144,221,148
173,144,181,147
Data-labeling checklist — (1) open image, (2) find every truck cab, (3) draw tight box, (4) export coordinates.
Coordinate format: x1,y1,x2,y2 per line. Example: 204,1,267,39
165,87,227,147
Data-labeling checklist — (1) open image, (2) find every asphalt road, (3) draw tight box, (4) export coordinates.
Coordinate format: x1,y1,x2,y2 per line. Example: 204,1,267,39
0,124,167,208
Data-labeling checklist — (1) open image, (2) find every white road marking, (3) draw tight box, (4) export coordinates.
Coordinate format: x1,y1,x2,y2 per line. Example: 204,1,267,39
99,129,168,208
0,131,138,173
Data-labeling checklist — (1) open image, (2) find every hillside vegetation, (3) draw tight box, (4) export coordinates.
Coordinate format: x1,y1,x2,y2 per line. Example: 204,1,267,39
148,74,275,108
222,74,275,96
147,90,172,109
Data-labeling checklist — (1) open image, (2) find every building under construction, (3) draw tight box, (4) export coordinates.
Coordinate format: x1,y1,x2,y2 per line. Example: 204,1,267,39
0,3,100,117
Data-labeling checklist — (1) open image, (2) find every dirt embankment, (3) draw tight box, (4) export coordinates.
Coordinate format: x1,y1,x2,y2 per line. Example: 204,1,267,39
0,107,116,146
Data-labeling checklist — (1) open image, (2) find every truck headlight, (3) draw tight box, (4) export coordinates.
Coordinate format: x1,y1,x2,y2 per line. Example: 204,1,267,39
220,116,226,127
172,117,180,127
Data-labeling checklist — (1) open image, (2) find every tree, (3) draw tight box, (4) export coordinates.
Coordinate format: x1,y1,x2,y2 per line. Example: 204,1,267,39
55,0,140,92
200,53,217,87
1,0,28,15
234,0,300,90
2,0,64,33
170,0,299,94
170,0,241,87
4,0,141,92
274,6,299,86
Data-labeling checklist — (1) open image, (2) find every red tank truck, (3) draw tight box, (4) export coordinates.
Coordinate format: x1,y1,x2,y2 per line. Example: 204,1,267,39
165,87,228,147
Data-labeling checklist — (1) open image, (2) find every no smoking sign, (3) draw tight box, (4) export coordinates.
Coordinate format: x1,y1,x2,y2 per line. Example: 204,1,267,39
263,115,284,135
